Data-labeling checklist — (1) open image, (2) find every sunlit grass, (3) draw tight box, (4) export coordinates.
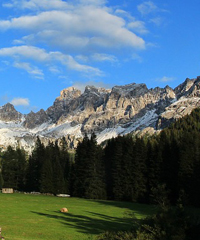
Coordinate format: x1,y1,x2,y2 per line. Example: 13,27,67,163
0,193,155,240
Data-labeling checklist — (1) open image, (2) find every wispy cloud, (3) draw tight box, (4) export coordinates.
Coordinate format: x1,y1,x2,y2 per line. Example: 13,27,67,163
0,45,102,76
48,66,61,74
10,97,30,106
13,61,44,79
3,0,71,10
0,0,148,80
137,1,169,29
0,46,50,61
137,1,158,16
157,76,175,83
150,17,163,26
128,21,148,34
91,53,118,62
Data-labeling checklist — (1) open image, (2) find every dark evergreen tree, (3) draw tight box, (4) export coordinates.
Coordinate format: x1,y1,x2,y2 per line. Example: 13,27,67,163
191,132,200,206
59,137,71,193
15,147,27,190
159,131,180,204
84,132,106,199
26,137,45,191
39,142,54,193
104,138,116,199
120,137,135,201
110,137,124,200
104,136,148,202
2,146,17,188
1,146,27,190
131,137,147,202
146,139,162,203
73,134,90,197
0,154,4,189
73,133,106,199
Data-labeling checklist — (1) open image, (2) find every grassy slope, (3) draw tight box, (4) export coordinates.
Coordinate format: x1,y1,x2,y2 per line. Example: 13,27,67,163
0,193,155,240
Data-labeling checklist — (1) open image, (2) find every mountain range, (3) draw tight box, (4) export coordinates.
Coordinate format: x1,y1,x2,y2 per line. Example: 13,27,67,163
1,76,200,152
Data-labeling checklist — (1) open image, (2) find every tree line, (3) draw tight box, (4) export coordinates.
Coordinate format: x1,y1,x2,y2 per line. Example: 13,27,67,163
1,108,200,207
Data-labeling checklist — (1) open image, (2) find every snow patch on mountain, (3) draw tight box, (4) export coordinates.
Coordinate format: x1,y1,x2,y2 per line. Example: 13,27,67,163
96,126,124,144
40,122,83,138
96,110,158,144
0,77,200,152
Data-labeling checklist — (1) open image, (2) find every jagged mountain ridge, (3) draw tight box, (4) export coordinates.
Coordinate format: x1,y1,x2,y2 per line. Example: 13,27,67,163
1,76,200,152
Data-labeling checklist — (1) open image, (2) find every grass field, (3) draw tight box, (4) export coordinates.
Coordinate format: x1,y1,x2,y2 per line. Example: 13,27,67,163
0,193,155,240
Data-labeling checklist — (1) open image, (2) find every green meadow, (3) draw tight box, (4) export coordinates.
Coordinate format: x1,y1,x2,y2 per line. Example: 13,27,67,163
0,193,155,240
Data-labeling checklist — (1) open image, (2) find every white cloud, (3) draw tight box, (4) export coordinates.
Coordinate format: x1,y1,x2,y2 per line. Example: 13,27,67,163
0,45,102,76
92,53,118,62
115,9,129,16
0,45,50,61
115,9,135,22
157,76,175,83
137,1,158,16
13,62,44,78
150,17,163,26
48,66,61,74
78,0,107,6
10,97,30,106
128,21,148,34
62,54,103,76
3,0,71,10
75,55,89,63
0,5,145,51
0,0,148,80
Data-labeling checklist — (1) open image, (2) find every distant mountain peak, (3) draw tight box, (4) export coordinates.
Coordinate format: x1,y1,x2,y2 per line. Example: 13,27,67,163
0,76,200,152
0,102,22,122
58,87,81,100
3,102,16,111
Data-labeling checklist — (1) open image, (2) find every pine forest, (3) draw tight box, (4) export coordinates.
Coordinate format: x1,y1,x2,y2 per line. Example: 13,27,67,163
0,108,200,208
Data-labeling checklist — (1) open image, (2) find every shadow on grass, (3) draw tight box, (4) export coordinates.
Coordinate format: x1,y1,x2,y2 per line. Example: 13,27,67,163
31,199,156,235
31,210,141,235
94,200,156,217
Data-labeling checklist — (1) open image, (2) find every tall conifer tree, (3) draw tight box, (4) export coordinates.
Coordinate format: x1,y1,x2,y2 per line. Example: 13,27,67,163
26,137,45,191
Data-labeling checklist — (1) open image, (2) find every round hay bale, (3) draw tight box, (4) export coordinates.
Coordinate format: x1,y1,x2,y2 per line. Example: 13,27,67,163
60,207,68,213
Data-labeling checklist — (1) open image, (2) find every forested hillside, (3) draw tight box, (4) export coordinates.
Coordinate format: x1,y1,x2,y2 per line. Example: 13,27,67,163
1,108,200,207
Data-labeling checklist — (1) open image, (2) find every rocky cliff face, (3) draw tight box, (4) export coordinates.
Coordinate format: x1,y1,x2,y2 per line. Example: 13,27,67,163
23,109,50,129
0,103,22,122
0,76,200,152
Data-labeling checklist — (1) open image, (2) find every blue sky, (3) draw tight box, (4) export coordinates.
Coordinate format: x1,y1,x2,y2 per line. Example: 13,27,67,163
0,0,200,113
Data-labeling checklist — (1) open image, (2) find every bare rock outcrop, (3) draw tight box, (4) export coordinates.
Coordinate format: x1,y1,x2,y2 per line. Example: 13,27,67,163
23,109,50,129
0,76,200,151
0,103,22,122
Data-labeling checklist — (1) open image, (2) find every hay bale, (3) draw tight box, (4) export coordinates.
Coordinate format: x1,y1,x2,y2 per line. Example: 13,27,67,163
60,208,68,213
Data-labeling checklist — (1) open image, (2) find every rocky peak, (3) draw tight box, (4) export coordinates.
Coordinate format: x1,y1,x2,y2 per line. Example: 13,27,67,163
2,103,16,112
57,87,81,101
186,76,200,97
84,85,99,94
111,83,148,97
83,85,108,97
174,78,195,98
46,87,81,122
0,103,22,122
75,85,107,112
23,109,49,129
1,76,200,152
162,85,176,99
